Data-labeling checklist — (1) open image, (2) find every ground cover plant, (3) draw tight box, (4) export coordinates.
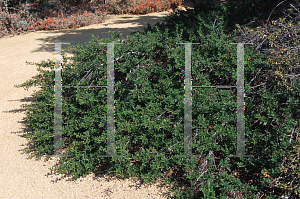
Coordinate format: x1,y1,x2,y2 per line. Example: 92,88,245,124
13,0,300,198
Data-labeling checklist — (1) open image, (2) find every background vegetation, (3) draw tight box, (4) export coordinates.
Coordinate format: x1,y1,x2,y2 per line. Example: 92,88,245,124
0,0,184,37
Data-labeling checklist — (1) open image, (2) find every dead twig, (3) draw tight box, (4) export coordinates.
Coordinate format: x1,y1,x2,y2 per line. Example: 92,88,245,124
289,122,298,144
250,82,267,89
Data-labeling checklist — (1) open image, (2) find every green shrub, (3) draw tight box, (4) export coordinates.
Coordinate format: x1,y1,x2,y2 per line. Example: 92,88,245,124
15,1,300,198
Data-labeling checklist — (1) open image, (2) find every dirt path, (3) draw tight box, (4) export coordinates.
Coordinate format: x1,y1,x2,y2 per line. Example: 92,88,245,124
0,6,192,198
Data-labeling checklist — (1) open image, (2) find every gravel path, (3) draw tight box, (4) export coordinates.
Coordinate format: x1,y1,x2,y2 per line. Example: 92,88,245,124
0,7,191,198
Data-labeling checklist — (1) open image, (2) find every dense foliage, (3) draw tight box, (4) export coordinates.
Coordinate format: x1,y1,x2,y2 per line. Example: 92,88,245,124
14,0,300,198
